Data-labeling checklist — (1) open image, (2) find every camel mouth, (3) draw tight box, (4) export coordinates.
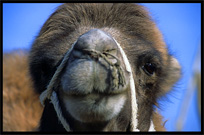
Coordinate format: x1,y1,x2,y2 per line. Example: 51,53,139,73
60,86,129,98
60,86,128,123
60,81,129,99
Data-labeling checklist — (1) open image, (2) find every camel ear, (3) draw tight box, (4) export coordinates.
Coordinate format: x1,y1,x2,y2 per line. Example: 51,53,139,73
161,56,181,94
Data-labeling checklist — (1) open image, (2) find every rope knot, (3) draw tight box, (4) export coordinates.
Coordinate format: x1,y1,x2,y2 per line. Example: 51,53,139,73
83,49,126,89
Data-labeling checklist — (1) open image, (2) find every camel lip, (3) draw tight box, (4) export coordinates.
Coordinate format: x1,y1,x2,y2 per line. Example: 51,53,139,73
61,88,128,97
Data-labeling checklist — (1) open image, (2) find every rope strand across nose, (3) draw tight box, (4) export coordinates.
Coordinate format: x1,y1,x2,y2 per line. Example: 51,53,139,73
83,49,126,89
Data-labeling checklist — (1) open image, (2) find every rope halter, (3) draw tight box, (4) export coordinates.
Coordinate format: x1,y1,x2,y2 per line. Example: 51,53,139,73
39,37,155,132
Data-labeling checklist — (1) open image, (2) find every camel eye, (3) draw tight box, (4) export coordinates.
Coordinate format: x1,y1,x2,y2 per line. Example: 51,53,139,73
142,63,156,76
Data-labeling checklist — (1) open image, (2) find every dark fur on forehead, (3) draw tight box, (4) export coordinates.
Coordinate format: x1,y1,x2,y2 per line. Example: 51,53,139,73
36,3,159,45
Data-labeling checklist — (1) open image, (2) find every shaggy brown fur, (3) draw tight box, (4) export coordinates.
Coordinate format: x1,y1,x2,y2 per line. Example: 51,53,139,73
3,3,180,131
3,51,43,131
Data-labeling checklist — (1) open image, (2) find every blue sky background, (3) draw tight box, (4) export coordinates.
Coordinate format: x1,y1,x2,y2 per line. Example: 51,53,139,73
3,3,201,131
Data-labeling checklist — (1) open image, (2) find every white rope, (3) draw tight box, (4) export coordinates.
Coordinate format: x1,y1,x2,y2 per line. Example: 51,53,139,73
50,91,72,131
113,38,155,132
149,120,156,131
40,42,76,106
113,38,139,131
39,42,76,131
